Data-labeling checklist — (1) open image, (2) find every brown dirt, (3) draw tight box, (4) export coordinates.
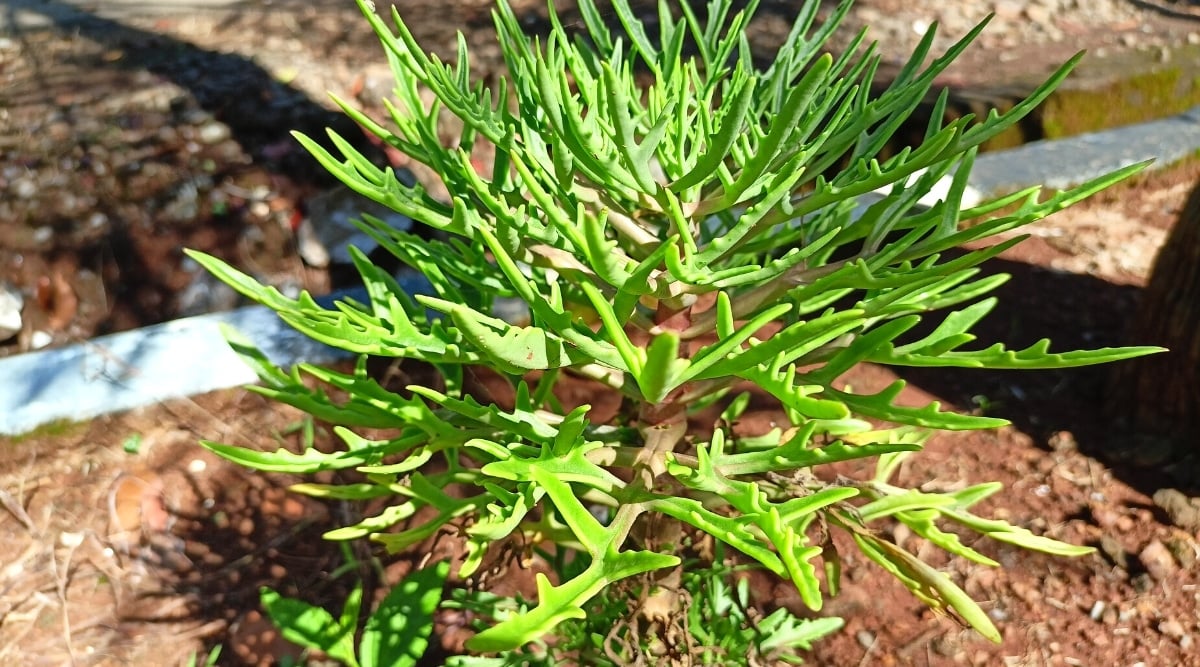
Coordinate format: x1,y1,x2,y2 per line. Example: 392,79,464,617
3,2,1200,666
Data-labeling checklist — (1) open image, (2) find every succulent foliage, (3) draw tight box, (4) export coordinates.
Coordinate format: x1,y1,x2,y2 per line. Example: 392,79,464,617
190,0,1160,656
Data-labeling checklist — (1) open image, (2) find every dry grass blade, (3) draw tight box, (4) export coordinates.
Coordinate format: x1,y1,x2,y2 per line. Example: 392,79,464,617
50,535,82,666
0,488,37,535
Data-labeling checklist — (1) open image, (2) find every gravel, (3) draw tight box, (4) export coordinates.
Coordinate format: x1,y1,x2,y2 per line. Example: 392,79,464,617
841,0,1172,57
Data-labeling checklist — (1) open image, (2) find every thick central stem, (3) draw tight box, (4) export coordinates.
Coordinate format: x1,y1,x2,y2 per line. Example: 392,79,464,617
633,300,696,484
636,400,687,484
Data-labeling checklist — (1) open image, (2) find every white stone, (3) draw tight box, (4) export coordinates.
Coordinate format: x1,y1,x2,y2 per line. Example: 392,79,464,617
0,284,23,341
198,121,231,145
13,178,36,199
29,331,53,350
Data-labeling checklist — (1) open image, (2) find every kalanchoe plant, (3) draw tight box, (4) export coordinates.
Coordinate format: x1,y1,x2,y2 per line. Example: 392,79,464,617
189,0,1161,658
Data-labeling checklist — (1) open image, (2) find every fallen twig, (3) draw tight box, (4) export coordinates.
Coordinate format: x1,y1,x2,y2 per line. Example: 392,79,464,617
0,488,36,535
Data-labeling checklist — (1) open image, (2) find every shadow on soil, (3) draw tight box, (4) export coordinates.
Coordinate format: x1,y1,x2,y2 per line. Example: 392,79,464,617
4,0,367,184
891,253,1199,497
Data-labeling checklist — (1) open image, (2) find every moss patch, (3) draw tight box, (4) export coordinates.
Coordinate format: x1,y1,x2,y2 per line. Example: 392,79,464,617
0,418,87,446
1040,47,1200,139
887,45,1200,159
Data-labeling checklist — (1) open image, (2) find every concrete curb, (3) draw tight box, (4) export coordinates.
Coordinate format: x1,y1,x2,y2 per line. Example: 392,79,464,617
3,105,1199,436
0,291,360,436
968,105,1200,197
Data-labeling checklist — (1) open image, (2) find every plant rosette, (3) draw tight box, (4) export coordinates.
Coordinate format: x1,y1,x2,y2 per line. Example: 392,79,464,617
188,0,1161,660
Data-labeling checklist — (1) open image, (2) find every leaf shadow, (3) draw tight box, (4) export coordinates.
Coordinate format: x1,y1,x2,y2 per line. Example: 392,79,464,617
887,251,1197,496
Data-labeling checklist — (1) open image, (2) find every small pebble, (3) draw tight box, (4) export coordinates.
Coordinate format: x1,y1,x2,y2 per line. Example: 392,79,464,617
1166,537,1197,569
1139,540,1179,581
179,109,210,125
1093,506,1120,529
29,330,53,349
13,178,36,199
856,630,875,649
1101,607,1118,625
198,121,231,144
1159,619,1186,638
281,497,307,519
1011,579,1043,603
0,283,23,341
235,517,255,536
1024,6,1052,25
1048,431,1077,452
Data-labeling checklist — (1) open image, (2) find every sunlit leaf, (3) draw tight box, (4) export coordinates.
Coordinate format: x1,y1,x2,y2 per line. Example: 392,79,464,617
360,561,449,667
